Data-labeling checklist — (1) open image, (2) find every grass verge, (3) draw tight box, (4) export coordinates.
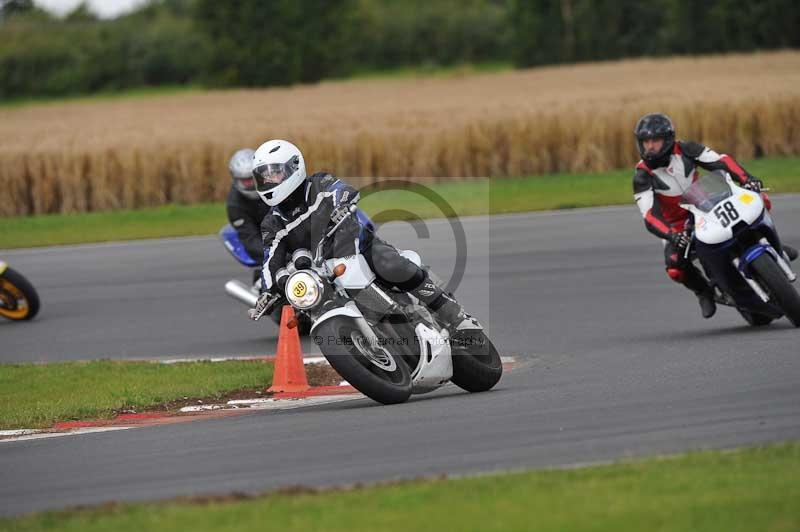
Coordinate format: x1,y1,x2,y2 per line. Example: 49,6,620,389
0,62,510,110
0,359,274,430
1,156,798,249
0,85,203,109
3,443,798,531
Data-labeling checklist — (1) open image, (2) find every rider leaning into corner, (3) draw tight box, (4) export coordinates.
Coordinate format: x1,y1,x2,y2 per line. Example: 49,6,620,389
632,113,798,319
225,148,270,283
247,139,477,333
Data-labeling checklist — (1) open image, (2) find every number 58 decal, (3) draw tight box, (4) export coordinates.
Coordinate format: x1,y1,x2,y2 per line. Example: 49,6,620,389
714,201,740,228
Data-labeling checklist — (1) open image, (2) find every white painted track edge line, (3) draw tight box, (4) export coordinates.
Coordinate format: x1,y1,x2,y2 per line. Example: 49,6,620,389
0,427,132,444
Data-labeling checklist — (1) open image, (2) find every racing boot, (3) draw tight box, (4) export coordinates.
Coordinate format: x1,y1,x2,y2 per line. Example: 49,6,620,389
410,275,480,333
783,244,798,262
696,290,717,319
684,266,716,319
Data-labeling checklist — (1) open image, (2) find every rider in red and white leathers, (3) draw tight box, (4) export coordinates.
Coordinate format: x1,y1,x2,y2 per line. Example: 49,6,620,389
632,113,765,318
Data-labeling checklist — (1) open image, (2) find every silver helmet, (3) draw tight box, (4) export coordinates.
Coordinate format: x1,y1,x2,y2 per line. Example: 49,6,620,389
228,148,258,200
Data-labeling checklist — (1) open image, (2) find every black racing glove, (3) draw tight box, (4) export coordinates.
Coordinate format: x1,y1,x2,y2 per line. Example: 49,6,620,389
669,230,691,253
743,177,764,192
330,205,350,225
331,202,358,225
248,290,282,321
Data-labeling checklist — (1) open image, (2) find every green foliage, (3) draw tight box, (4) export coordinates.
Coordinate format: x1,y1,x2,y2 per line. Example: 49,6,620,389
0,0,210,98
0,0,36,18
511,0,800,67
191,0,512,87
194,0,359,86
1,0,798,99
351,0,512,71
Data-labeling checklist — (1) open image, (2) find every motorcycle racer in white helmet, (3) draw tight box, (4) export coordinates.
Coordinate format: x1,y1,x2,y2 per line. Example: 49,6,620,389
249,139,473,334
252,140,306,206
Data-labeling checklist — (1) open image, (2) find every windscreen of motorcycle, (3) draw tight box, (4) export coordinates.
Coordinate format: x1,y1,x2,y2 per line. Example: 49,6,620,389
688,172,764,245
681,170,733,213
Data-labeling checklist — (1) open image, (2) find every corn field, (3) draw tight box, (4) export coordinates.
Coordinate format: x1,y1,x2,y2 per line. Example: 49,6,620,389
1,51,798,216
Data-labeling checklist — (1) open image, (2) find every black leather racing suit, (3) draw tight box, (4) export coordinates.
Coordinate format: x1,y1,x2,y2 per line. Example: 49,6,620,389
260,173,450,312
226,185,270,263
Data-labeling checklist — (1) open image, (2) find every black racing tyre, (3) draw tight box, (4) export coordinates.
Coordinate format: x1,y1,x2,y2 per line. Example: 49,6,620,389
315,317,412,405
737,309,773,327
450,330,503,393
0,267,40,321
751,254,800,327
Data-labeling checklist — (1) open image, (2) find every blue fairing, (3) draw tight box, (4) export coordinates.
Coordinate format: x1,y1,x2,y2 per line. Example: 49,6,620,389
219,224,259,268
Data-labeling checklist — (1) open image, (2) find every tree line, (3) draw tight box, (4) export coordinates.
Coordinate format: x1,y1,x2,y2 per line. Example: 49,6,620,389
0,0,797,100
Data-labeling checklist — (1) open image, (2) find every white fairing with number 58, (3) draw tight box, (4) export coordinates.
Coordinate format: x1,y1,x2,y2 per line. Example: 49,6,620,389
681,174,765,245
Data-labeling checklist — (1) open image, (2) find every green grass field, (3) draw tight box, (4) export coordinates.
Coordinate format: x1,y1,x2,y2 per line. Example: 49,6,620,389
1,156,798,249
347,60,513,80
0,85,204,109
0,360,273,429
3,443,798,531
0,62,511,110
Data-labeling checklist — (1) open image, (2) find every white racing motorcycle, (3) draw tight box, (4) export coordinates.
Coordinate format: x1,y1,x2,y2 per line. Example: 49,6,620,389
253,204,503,404
680,170,800,327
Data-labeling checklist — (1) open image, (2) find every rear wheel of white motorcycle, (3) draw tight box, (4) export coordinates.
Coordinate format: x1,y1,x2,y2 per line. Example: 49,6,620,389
751,254,800,327
450,331,503,393
315,317,412,404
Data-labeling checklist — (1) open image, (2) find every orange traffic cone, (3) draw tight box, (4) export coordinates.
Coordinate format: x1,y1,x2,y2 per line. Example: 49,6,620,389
267,305,310,393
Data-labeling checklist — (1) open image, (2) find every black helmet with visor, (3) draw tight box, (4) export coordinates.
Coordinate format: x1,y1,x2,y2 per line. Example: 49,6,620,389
634,113,675,168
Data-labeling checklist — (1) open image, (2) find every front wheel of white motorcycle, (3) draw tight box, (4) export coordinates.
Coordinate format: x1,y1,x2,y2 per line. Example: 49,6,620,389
450,331,503,393
751,254,800,327
737,308,773,327
315,317,412,405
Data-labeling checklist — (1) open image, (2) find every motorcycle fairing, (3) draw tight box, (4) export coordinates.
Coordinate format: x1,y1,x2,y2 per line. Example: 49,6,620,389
326,254,376,289
695,216,786,318
410,322,453,394
220,224,259,268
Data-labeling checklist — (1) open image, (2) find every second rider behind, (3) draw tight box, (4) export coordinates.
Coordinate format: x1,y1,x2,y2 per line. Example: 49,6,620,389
248,139,473,333
226,148,269,283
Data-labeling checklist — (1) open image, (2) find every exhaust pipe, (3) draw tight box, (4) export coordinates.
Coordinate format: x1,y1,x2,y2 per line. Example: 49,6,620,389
225,280,259,307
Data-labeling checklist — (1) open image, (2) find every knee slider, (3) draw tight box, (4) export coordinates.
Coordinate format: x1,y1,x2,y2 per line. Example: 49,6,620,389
667,267,686,283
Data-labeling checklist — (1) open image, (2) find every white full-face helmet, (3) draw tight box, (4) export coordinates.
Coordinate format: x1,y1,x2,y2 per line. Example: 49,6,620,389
228,148,257,199
252,139,306,206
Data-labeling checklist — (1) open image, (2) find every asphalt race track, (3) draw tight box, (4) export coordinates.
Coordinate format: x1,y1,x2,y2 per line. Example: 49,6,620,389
2,198,799,516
